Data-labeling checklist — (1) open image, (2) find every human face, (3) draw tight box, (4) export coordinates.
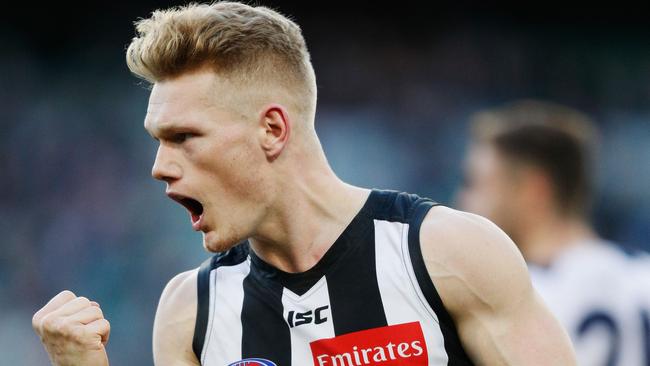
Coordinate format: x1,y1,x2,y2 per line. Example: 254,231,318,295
144,69,269,252
456,143,521,238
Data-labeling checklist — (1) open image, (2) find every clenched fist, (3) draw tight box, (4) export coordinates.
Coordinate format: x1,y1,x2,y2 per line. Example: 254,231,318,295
32,290,111,366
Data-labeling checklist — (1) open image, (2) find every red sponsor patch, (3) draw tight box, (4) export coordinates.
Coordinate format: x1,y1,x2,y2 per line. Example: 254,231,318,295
310,322,428,366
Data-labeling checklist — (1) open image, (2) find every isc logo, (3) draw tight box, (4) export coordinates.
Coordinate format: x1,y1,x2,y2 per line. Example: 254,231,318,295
286,305,329,328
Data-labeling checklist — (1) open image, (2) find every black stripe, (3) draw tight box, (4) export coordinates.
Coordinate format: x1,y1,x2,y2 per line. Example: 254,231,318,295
192,255,216,361
192,244,250,363
241,266,291,365
408,200,475,365
326,214,388,335
246,190,382,297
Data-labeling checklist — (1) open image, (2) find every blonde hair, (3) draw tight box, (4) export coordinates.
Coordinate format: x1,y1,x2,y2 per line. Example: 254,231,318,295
470,99,598,147
126,1,317,118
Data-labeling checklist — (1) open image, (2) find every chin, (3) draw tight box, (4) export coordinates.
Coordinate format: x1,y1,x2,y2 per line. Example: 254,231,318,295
202,230,243,253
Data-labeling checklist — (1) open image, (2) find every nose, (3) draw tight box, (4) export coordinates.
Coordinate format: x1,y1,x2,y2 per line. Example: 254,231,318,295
151,144,182,182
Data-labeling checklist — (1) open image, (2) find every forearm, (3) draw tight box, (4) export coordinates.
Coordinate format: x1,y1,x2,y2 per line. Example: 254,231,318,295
47,350,109,366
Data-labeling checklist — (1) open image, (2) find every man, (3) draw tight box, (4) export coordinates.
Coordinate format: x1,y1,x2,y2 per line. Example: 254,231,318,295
31,3,575,365
457,100,650,366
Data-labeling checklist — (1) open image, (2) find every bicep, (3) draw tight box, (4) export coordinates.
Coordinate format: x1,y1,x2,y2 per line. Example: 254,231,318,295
153,269,201,366
421,208,575,365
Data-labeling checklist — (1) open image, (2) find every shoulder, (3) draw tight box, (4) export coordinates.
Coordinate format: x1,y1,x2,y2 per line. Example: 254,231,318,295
418,206,531,316
160,269,198,305
419,205,525,265
543,240,650,308
153,269,199,365
549,240,647,284
158,269,198,315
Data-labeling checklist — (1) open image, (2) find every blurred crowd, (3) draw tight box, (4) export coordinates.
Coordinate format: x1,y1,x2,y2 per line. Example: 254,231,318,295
1,2,649,365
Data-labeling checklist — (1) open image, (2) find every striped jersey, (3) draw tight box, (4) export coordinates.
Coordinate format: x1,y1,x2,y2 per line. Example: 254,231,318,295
191,189,474,366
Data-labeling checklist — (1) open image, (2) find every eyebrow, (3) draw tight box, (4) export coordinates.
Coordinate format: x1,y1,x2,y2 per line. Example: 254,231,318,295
145,120,200,140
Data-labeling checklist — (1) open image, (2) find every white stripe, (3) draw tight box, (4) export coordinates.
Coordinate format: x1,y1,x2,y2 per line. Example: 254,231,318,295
282,276,336,366
374,219,449,365
202,260,250,365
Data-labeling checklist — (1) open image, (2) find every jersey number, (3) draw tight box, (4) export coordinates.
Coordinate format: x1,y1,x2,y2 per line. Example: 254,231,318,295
576,309,650,366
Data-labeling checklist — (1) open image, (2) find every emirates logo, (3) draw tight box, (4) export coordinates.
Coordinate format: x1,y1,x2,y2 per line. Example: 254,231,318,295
310,322,428,366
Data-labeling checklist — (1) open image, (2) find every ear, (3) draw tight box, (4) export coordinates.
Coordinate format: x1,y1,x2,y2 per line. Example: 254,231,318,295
520,167,555,210
258,104,291,161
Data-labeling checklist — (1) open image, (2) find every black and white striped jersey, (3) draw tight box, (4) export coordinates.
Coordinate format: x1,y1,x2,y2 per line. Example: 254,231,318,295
192,189,474,366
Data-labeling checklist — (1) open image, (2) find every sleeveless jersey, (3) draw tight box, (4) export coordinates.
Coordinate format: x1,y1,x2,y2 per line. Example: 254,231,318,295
529,241,650,366
191,189,474,366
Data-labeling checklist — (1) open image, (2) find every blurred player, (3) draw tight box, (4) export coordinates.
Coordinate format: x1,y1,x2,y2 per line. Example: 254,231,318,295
457,99,650,366
32,3,575,366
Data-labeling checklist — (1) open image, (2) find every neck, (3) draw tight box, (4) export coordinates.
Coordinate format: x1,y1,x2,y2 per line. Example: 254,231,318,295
249,153,371,273
516,212,597,266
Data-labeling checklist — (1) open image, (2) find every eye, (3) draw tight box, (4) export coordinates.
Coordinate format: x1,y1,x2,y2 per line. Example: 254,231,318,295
171,132,195,144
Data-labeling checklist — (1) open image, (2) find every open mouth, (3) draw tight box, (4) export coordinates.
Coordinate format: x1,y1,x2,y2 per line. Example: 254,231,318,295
179,197,204,218
167,192,204,226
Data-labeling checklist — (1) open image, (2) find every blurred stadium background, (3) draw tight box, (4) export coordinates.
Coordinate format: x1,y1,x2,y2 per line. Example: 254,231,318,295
1,1,648,364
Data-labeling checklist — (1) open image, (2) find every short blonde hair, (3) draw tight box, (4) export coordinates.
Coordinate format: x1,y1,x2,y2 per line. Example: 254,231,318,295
126,1,316,117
